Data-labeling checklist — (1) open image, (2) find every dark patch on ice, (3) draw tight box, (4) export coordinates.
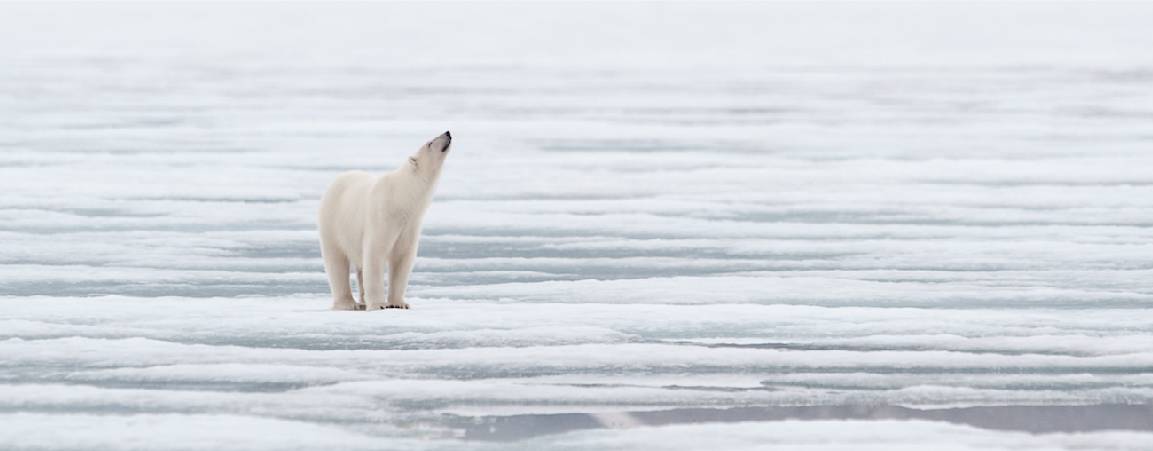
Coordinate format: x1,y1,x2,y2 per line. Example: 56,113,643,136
397,365,1153,380
40,207,167,218
0,223,313,234
663,340,1088,357
50,380,324,393
0,281,326,298
450,404,1153,441
120,197,302,204
230,242,321,259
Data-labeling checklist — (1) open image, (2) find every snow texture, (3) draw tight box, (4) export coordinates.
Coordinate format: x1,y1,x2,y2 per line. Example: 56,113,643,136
2,2,1153,450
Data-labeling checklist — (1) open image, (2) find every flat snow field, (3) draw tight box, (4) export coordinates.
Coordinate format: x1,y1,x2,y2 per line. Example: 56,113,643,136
3,3,1153,450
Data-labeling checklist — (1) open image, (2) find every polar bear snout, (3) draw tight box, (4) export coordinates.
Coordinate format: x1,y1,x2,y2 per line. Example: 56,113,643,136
423,131,452,154
438,131,452,152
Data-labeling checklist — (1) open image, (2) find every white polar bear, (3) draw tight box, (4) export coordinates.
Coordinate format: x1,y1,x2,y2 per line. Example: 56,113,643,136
317,131,452,310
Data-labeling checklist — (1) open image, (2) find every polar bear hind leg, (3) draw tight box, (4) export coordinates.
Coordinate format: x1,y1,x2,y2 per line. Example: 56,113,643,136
321,239,358,311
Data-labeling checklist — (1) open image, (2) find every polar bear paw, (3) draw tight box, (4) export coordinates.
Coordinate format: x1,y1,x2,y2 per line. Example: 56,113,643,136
331,300,360,311
383,303,410,310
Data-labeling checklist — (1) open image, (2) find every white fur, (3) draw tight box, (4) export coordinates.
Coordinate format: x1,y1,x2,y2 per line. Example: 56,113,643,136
317,132,451,310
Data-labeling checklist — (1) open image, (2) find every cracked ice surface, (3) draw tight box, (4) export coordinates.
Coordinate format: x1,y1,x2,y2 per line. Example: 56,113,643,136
3,2,1153,450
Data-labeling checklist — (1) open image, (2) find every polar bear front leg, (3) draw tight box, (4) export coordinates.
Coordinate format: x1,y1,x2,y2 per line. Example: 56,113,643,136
361,238,391,311
385,238,418,309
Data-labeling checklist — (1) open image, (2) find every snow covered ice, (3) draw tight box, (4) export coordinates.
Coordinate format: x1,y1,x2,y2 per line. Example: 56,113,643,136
3,2,1153,450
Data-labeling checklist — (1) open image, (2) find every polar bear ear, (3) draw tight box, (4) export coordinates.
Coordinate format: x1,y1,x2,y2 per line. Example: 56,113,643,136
408,156,419,168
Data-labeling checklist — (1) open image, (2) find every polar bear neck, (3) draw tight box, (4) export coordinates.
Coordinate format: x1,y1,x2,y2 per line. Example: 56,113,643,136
403,161,442,190
386,163,440,209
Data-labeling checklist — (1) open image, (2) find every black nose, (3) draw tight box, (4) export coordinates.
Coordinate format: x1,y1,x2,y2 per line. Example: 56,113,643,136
444,130,452,140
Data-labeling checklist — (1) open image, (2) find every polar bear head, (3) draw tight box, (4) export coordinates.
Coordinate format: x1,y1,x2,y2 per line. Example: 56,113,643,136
408,131,452,178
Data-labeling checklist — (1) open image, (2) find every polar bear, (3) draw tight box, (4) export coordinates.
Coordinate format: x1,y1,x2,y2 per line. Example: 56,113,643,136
318,131,452,310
